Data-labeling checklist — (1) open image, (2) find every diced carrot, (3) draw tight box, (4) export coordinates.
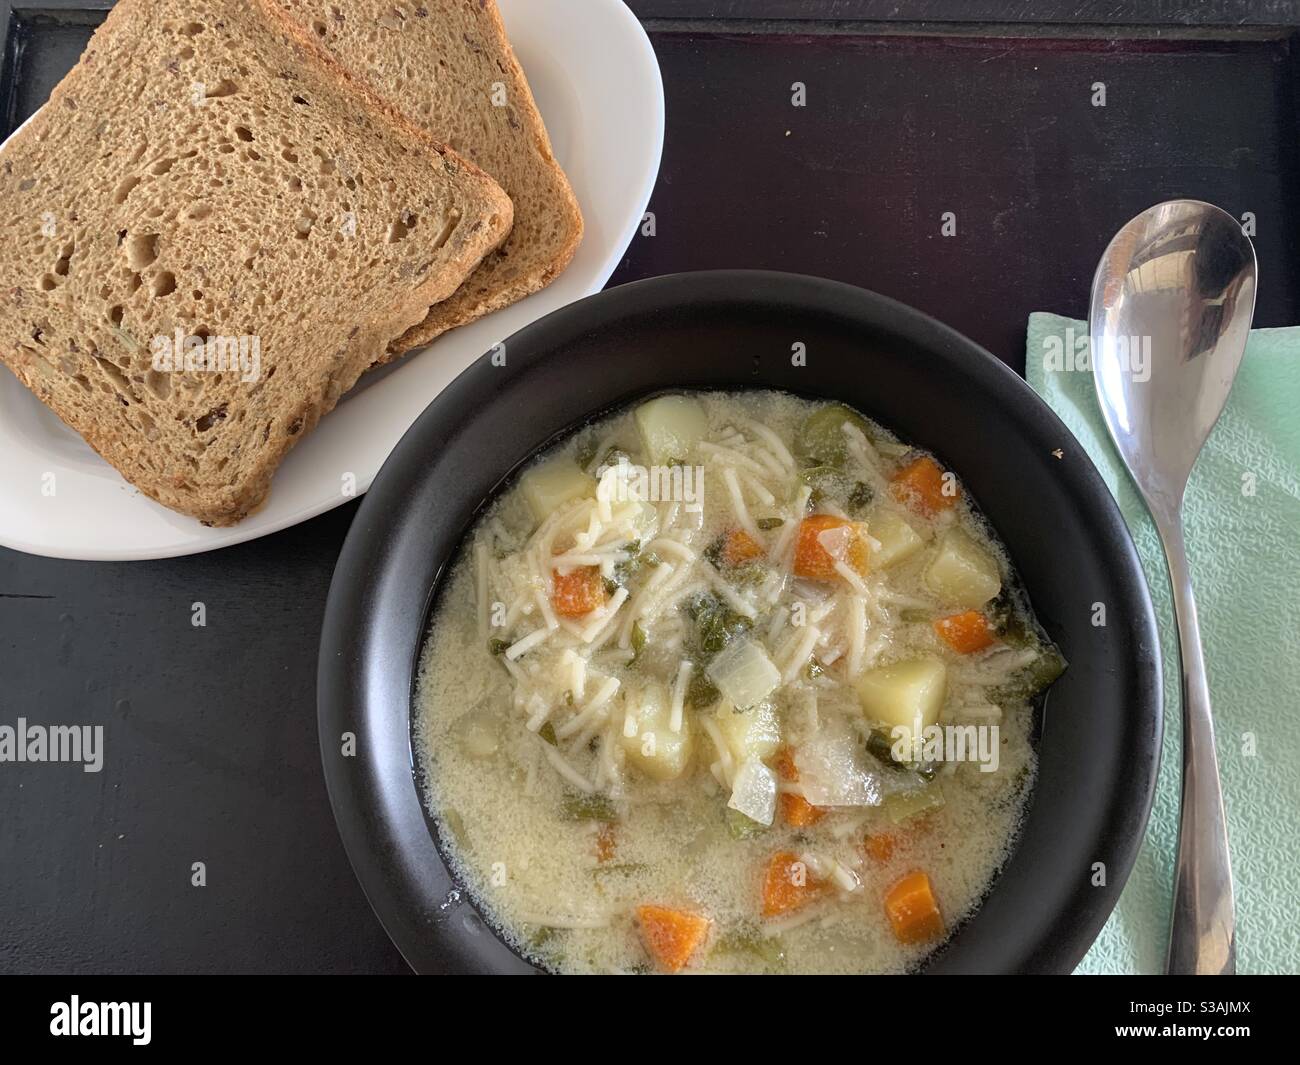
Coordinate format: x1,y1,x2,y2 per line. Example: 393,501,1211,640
780,792,826,828
792,515,870,582
774,747,800,782
636,904,711,973
721,528,765,567
772,747,827,826
551,566,604,617
883,870,945,945
595,823,617,864
761,851,827,918
933,610,996,653
891,456,958,516
863,833,896,863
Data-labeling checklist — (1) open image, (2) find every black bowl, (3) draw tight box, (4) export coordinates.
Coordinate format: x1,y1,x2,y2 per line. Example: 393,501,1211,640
318,270,1162,974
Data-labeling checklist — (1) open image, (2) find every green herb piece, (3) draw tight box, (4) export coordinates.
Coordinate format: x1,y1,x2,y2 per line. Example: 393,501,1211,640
884,784,946,825
600,446,631,469
986,589,1032,647
683,596,711,622
867,727,937,782
899,607,933,624
713,924,787,967
848,481,875,514
630,622,647,662
805,657,825,680
730,562,767,588
1026,646,1067,691
538,722,558,746
560,793,617,822
529,925,556,949
610,539,644,588
687,670,720,709
991,646,1068,703
685,592,753,655
867,728,907,770
488,638,510,656
700,611,751,655
795,403,874,467
725,807,767,839
799,464,836,487
800,464,861,511
756,517,785,531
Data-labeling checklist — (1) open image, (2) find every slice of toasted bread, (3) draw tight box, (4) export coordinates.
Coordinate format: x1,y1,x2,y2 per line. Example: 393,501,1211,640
278,0,583,359
0,0,512,525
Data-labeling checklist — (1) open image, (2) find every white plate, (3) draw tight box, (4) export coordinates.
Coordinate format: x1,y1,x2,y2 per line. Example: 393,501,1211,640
0,0,663,561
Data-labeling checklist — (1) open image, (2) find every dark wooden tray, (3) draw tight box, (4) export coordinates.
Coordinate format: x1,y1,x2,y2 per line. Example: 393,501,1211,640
2,0,1297,974
616,1,1300,362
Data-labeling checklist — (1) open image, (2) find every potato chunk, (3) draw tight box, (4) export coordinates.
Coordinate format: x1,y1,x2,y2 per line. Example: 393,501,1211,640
620,684,693,781
715,699,781,765
855,657,948,730
634,394,709,464
924,528,1002,608
868,509,925,569
521,457,595,522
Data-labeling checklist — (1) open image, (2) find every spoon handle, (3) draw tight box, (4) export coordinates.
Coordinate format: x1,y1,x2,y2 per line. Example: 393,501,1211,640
1156,512,1236,975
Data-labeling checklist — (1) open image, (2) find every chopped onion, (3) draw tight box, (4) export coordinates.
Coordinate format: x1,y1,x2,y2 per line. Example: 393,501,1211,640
816,524,854,561
706,637,780,710
455,710,500,760
795,720,882,807
727,757,778,826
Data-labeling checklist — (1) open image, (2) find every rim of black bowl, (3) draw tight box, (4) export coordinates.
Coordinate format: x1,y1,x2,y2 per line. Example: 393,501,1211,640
318,269,1163,975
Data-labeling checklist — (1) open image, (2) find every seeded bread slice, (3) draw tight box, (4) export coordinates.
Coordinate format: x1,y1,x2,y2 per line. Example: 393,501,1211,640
278,0,583,359
0,0,513,525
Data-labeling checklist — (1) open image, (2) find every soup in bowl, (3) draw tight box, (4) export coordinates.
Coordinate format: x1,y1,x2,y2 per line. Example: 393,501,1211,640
415,390,1064,974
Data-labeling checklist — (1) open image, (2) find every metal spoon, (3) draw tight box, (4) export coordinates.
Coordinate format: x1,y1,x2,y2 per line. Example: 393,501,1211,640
1090,200,1254,975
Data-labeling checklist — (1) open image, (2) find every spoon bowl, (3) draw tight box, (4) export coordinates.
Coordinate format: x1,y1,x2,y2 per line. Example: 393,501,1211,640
1092,202,1256,507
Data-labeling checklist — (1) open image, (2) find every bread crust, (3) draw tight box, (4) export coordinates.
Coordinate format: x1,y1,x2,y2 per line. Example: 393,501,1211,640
386,0,582,355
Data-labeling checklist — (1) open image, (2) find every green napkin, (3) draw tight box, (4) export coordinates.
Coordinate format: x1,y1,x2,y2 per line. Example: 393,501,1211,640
1026,312,1300,975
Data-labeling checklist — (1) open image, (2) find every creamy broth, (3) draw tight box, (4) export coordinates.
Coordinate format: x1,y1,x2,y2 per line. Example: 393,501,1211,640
414,391,1063,974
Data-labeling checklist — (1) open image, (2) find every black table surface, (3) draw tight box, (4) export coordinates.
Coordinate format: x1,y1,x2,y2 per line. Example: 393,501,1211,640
2,5,1298,974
